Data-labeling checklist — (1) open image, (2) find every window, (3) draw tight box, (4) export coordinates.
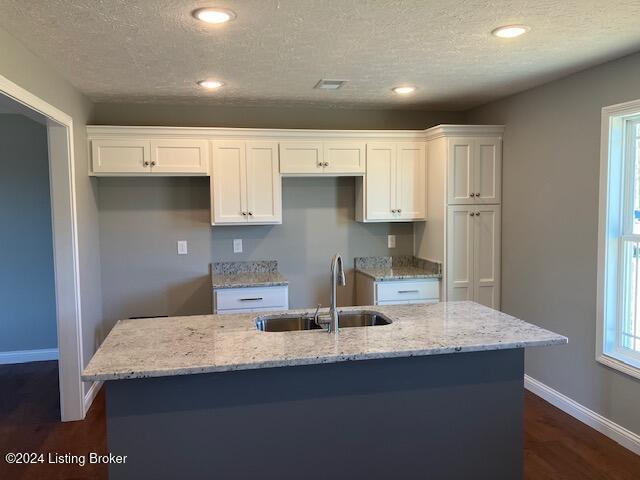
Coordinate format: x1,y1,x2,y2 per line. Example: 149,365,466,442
597,99,640,379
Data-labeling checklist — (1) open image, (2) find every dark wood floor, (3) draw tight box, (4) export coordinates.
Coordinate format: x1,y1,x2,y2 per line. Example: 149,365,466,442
1,361,639,479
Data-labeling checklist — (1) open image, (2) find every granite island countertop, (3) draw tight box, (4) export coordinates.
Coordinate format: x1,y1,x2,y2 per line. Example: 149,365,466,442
355,256,442,281
82,301,567,382
211,260,288,289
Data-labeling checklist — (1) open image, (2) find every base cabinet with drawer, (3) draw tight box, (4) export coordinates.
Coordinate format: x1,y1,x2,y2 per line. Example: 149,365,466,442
355,275,440,306
213,285,289,314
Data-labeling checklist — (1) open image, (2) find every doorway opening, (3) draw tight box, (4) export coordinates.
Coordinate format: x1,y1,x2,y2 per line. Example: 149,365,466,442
0,75,84,422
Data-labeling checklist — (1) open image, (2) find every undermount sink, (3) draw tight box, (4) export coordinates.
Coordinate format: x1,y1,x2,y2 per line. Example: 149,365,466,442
256,310,392,332
338,311,392,328
255,314,322,332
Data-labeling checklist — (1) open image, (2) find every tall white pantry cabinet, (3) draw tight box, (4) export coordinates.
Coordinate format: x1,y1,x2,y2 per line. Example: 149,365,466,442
415,125,504,310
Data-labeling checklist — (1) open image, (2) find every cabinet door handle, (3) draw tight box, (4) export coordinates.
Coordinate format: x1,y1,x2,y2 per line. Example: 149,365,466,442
143,161,150,167
324,162,329,167
241,212,247,216
475,211,480,216
150,161,156,167
398,209,402,213
398,290,420,294
248,211,253,216
470,212,475,216
239,297,264,302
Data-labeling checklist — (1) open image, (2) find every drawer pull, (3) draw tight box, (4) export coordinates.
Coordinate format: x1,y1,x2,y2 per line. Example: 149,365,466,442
239,297,264,302
398,290,420,294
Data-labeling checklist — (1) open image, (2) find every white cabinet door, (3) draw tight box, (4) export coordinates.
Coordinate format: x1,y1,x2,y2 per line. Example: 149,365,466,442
447,206,474,301
246,141,281,224
91,139,150,174
396,142,426,220
474,137,501,204
365,143,396,220
447,138,475,205
279,141,324,174
474,204,501,309
323,142,366,174
150,139,209,175
211,142,247,224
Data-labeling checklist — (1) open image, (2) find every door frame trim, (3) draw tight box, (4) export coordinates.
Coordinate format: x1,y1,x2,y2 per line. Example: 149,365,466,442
0,73,85,421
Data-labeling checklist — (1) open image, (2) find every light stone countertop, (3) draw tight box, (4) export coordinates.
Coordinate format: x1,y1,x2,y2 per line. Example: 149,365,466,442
82,302,567,382
355,256,442,281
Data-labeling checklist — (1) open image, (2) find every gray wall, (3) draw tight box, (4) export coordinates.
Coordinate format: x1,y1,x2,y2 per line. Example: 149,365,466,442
0,25,103,395
0,114,57,351
91,103,463,130
98,176,414,322
465,51,640,435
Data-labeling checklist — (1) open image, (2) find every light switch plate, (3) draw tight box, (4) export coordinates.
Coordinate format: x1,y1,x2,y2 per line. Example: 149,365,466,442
177,240,188,255
233,238,243,253
387,235,396,249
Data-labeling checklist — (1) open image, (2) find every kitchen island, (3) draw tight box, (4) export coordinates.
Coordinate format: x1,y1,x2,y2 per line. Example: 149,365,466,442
83,301,566,480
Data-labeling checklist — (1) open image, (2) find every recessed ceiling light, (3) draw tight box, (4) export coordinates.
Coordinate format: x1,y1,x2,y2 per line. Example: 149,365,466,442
192,8,236,24
491,25,530,38
197,79,224,90
392,86,416,95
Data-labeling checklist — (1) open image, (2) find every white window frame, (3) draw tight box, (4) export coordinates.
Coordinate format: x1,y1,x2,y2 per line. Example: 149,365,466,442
597,98,640,379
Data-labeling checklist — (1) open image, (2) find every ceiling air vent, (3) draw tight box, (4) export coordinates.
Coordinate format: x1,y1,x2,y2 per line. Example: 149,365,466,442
314,79,348,90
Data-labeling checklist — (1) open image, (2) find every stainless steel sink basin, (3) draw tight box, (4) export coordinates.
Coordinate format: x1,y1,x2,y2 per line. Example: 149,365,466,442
255,315,322,332
338,311,392,328
256,310,392,332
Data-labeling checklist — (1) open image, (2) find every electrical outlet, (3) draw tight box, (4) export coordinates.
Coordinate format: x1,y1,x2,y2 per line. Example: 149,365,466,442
387,235,396,249
177,240,188,255
233,238,243,253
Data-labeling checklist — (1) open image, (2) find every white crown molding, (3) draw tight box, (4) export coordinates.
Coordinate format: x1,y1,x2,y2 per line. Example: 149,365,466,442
87,125,427,140
524,374,640,455
423,124,505,140
0,348,59,365
87,124,505,141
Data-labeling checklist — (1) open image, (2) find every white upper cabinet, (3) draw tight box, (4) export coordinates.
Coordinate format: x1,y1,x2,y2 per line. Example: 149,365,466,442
323,142,366,174
358,142,426,222
475,137,501,204
279,141,365,175
150,139,209,175
447,137,501,205
447,138,475,204
212,142,247,224
90,138,208,176
91,139,151,174
245,142,282,224
396,142,426,220
279,141,323,174
211,141,281,225
363,143,396,221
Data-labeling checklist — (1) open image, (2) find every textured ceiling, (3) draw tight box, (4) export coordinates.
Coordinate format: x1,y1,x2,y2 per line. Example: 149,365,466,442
1,0,640,110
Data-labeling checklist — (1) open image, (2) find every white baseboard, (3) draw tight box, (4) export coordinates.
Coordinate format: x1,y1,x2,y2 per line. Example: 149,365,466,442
0,348,59,365
83,380,103,415
524,374,640,455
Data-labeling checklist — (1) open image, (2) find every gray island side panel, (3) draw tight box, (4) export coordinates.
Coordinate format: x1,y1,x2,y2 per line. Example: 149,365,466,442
106,349,524,480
